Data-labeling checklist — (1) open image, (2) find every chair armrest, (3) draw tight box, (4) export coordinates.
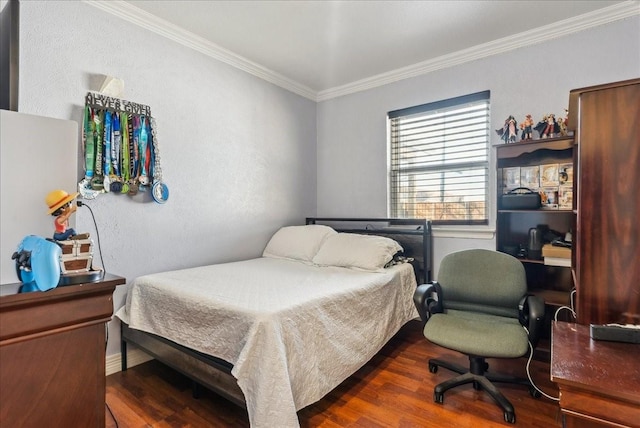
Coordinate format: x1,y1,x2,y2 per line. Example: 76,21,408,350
413,281,443,326
519,294,545,347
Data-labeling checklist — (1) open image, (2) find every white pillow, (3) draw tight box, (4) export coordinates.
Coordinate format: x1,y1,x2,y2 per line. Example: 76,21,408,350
312,233,403,271
262,225,336,262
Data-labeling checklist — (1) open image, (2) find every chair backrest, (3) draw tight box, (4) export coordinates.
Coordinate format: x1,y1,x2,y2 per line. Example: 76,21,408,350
437,249,527,319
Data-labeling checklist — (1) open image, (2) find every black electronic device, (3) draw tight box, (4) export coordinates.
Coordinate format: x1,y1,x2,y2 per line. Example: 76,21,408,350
551,238,572,248
590,323,640,344
499,187,542,210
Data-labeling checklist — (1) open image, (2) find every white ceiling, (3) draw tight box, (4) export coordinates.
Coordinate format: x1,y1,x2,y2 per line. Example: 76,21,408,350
98,1,637,100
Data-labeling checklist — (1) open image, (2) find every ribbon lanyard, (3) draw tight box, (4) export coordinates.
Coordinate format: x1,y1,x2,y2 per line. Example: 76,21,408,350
103,110,112,176
83,106,96,179
94,110,103,177
112,112,121,177
132,115,140,179
139,116,149,185
127,114,135,180
120,113,130,183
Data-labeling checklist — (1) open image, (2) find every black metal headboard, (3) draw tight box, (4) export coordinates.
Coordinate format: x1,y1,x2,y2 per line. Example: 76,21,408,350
306,217,432,285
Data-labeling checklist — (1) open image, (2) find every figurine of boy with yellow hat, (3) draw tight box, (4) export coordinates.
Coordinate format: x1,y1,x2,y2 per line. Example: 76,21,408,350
45,189,88,241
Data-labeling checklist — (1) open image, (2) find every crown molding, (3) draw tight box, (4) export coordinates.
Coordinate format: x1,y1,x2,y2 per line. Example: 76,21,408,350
83,0,317,100
84,0,638,103
317,1,640,101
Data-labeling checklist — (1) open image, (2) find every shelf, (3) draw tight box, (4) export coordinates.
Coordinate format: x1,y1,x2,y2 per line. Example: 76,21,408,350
494,136,574,159
496,127,576,352
518,258,544,264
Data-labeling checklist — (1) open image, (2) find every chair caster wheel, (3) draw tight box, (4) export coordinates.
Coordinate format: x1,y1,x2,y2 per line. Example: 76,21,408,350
529,387,541,398
428,363,438,373
504,411,516,424
434,392,444,404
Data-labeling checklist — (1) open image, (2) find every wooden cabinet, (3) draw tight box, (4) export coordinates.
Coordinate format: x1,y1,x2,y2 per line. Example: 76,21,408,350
495,137,575,315
551,322,640,427
0,274,125,427
568,78,640,325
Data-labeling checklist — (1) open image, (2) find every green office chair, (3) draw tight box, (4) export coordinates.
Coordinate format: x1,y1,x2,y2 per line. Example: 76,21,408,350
413,249,545,424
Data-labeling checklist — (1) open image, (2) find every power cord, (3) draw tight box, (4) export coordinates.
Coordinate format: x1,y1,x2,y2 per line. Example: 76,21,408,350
78,201,117,426
106,402,119,428
554,289,577,321
525,340,559,401
77,201,107,274
524,288,577,402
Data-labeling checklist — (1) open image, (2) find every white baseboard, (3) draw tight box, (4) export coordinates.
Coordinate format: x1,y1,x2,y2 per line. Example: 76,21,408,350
106,348,154,376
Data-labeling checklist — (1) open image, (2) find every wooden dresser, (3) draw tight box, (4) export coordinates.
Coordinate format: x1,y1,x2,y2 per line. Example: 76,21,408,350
0,274,125,427
551,322,640,427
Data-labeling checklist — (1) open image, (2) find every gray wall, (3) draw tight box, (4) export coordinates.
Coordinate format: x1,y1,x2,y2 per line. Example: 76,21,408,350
15,1,317,356
317,15,640,276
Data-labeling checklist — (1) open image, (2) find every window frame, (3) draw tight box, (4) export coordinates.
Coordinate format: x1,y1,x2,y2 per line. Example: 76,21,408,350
388,91,491,226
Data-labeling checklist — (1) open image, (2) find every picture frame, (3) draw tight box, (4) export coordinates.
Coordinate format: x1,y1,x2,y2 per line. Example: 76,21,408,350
540,187,559,210
520,166,540,189
559,187,573,210
540,164,559,187
559,163,573,186
503,167,521,190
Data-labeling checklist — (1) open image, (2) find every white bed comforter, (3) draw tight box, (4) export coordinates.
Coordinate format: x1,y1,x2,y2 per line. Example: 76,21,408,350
115,257,418,427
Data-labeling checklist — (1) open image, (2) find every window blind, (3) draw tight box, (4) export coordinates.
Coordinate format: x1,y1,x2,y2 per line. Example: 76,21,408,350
389,91,490,225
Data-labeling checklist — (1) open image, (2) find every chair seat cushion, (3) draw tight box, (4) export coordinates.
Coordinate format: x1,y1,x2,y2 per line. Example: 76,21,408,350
424,310,529,358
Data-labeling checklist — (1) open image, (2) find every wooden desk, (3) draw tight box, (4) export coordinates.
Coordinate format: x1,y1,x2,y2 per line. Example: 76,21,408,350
0,273,125,427
551,321,640,428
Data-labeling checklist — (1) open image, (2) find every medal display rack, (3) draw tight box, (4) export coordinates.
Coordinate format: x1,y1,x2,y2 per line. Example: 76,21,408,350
79,92,169,203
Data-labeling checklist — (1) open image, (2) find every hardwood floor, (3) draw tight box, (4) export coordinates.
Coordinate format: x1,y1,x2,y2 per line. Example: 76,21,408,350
105,320,562,427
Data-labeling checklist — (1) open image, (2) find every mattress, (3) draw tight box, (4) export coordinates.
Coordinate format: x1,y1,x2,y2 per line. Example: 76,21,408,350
115,257,418,427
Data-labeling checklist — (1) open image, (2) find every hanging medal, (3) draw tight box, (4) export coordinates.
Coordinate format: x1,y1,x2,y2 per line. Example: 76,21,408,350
91,109,105,191
150,116,169,203
128,115,140,195
102,110,113,192
78,106,102,199
120,113,130,194
138,116,149,187
109,112,123,193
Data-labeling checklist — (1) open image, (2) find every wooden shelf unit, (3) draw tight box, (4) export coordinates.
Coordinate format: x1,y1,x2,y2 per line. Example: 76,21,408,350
495,136,575,354
495,136,575,297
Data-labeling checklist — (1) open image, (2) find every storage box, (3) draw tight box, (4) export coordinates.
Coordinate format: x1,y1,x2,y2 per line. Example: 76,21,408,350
59,240,76,256
542,244,571,258
57,238,93,257
75,238,93,256
60,255,92,274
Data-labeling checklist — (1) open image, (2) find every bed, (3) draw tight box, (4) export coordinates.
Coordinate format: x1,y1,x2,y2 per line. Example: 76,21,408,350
116,218,432,428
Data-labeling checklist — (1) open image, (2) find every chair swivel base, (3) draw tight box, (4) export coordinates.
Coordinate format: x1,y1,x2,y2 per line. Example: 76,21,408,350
429,356,537,424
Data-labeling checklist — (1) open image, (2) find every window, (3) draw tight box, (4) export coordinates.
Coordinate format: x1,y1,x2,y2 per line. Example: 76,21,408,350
388,91,490,225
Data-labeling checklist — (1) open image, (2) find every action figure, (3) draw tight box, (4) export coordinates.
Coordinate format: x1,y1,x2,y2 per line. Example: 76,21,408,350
520,114,534,140
534,114,560,139
46,189,88,241
558,108,569,136
496,115,518,144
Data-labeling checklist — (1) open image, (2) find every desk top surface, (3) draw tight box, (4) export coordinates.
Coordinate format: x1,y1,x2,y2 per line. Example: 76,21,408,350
551,321,640,404
0,273,125,302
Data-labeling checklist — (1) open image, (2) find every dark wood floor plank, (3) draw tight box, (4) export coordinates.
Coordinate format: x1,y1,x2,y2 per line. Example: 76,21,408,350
106,320,562,427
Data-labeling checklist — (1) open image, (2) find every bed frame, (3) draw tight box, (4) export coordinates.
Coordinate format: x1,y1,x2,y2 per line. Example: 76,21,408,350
120,218,432,407
305,217,432,284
